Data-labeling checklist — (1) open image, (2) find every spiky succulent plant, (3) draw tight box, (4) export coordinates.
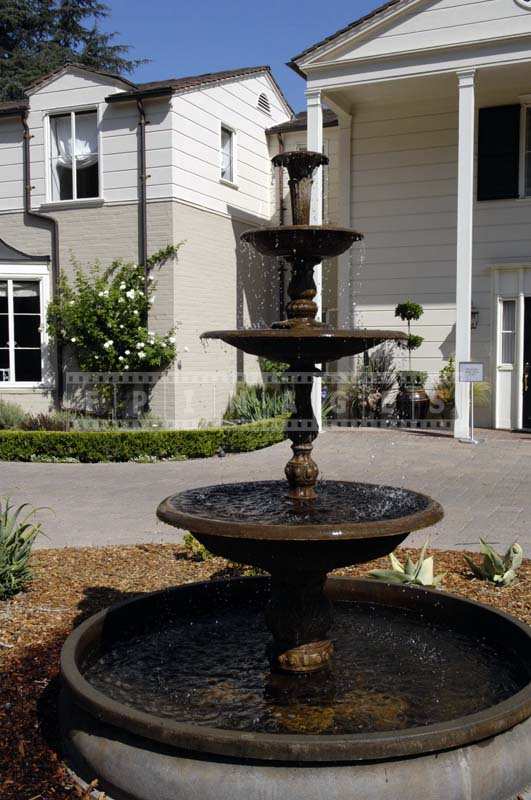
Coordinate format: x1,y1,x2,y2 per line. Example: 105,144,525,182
368,540,445,587
464,539,523,586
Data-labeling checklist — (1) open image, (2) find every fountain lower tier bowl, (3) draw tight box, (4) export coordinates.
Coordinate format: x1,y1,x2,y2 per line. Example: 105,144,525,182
241,225,362,259
201,328,406,362
157,481,443,572
61,578,531,800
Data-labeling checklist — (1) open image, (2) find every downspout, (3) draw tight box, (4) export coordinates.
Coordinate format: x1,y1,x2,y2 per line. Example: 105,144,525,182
277,132,286,319
136,98,148,295
21,110,63,409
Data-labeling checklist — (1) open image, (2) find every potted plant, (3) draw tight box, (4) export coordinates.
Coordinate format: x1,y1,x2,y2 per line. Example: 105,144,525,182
394,299,429,420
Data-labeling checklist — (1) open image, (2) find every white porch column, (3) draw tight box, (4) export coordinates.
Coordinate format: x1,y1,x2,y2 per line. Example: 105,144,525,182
336,111,353,375
454,69,476,439
306,87,324,428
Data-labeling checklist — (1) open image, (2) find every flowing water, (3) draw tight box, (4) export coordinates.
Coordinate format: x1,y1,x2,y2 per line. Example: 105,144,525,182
84,598,528,736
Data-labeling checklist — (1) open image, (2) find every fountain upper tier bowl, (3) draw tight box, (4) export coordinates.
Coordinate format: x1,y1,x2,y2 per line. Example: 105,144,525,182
241,226,362,260
201,328,406,362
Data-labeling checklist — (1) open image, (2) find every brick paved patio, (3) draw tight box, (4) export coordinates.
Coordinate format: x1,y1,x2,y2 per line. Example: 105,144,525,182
1,427,530,552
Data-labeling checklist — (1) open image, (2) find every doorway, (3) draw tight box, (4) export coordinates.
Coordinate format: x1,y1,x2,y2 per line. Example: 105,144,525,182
523,298,531,430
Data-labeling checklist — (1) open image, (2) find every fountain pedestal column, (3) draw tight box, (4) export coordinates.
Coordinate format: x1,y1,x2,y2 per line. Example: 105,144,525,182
266,570,333,672
285,364,319,502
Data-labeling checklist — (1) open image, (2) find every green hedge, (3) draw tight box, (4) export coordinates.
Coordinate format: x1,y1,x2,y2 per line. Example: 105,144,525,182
0,419,285,463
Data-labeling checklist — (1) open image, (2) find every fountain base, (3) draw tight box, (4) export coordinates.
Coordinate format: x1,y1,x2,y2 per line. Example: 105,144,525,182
60,577,531,800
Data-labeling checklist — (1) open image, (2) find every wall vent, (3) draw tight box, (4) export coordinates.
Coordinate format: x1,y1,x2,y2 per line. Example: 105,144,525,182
258,93,271,115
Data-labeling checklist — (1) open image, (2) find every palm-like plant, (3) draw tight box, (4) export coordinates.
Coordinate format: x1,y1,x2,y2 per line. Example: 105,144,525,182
368,540,445,587
0,498,44,599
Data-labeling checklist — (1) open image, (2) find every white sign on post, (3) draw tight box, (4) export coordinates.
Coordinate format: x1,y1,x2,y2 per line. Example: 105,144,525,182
459,362,484,383
458,361,484,444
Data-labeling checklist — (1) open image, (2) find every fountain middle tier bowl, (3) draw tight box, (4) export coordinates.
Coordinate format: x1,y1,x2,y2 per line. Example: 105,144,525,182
241,225,363,260
157,480,443,572
201,327,406,362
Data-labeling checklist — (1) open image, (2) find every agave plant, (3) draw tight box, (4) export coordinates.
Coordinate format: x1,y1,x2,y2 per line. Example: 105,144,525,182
0,498,44,599
368,540,445,587
463,539,523,586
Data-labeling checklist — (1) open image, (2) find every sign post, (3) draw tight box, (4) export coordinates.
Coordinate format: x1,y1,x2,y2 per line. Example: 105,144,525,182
458,361,484,444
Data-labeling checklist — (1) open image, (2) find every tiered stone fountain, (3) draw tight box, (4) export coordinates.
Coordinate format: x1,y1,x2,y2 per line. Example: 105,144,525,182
60,152,531,800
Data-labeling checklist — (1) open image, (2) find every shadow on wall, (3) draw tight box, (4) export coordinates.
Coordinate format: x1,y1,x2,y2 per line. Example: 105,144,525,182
228,206,280,377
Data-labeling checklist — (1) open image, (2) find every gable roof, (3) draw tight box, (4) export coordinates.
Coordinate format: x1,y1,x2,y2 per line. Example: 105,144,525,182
107,65,294,115
25,62,137,95
267,108,338,135
288,0,409,76
0,238,50,262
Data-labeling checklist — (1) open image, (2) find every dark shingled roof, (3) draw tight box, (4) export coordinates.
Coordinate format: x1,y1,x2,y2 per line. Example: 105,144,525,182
0,63,293,116
266,109,338,135
107,65,293,113
0,99,29,117
288,0,405,76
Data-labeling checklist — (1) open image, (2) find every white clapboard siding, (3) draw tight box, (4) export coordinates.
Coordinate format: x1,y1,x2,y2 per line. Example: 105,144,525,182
329,0,531,61
347,85,531,389
171,74,289,219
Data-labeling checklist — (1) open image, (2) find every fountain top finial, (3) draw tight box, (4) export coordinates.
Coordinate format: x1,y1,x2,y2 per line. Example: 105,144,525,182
272,150,329,182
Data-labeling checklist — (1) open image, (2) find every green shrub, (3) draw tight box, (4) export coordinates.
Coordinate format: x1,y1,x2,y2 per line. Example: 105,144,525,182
0,419,285,462
224,383,293,422
0,400,26,430
464,539,523,586
0,498,43,599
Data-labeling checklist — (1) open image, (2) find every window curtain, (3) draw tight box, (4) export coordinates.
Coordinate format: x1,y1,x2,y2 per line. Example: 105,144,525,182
221,128,233,181
51,114,98,169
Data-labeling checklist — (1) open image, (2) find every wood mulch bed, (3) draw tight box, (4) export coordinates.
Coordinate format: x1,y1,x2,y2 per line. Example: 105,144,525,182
0,544,530,800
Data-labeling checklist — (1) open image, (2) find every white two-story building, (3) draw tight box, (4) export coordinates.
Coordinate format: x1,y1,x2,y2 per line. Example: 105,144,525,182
0,63,292,426
280,0,531,436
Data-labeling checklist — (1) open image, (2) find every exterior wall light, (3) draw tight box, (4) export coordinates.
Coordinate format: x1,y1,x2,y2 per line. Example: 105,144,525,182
471,303,479,330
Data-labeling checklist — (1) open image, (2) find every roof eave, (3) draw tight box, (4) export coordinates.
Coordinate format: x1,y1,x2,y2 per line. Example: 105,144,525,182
106,86,174,103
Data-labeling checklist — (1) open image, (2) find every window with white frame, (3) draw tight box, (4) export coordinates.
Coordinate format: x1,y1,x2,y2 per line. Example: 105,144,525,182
49,110,99,201
500,299,516,365
220,125,235,183
0,278,44,383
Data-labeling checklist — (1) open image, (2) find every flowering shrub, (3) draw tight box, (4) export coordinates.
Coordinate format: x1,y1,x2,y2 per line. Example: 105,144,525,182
47,246,180,372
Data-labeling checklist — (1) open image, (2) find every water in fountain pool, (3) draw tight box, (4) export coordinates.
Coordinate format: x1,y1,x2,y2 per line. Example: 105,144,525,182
165,480,429,526
84,599,528,736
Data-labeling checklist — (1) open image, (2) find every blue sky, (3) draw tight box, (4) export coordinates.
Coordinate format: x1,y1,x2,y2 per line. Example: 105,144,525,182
102,0,382,111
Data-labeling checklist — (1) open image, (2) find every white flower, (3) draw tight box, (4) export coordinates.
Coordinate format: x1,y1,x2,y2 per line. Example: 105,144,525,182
103,340,113,350
125,349,130,355
149,296,156,305
70,337,77,343
98,291,105,298
119,324,124,329
124,365,129,370
94,355,99,360
119,298,125,304
69,300,75,306
126,289,136,300
148,330,155,337
168,336,176,344
148,275,154,282
138,351,145,360
119,283,126,290
136,342,145,349
133,310,139,316
118,356,124,362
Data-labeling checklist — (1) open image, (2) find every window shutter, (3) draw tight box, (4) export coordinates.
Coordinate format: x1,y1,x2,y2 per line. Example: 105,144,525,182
477,105,520,201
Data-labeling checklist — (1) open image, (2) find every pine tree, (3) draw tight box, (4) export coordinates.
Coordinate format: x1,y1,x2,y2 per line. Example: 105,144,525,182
0,0,146,101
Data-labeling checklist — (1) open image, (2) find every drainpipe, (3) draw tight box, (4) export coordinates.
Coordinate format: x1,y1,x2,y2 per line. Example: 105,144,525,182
277,133,286,319
136,98,149,295
21,110,63,409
